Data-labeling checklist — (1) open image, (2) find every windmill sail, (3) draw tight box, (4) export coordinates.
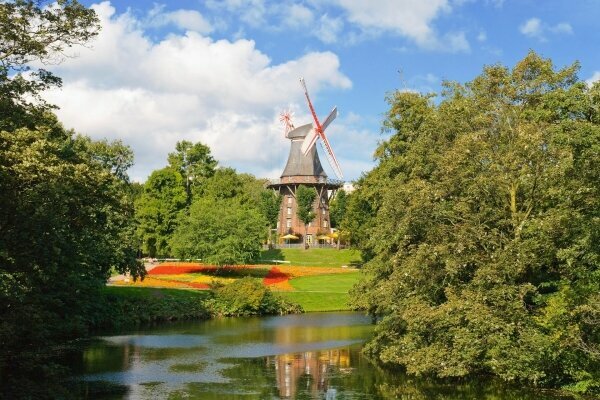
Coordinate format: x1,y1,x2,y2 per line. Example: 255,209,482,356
299,77,343,180
301,107,337,155
319,133,343,179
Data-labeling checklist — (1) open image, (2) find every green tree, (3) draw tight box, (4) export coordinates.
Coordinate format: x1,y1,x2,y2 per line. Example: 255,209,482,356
167,140,216,202
0,0,100,131
329,189,348,228
259,190,282,246
296,185,316,248
170,197,267,265
135,167,187,257
352,52,600,393
0,122,144,389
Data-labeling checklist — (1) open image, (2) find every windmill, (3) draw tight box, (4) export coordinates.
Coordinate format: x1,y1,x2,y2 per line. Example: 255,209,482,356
267,78,344,246
299,78,343,179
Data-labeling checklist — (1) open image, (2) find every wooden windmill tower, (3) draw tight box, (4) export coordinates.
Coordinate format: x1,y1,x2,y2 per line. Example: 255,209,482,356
268,78,343,246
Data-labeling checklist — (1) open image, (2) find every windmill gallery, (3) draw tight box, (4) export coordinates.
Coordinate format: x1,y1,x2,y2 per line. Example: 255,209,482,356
267,78,344,246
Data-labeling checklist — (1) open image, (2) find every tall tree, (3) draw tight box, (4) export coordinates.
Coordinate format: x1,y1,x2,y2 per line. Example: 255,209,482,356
295,185,316,248
352,52,600,393
0,123,144,388
135,167,187,257
167,140,216,202
259,190,282,246
0,0,100,131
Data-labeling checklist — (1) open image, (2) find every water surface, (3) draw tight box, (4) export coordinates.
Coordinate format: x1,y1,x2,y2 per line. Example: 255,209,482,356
75,312,575,399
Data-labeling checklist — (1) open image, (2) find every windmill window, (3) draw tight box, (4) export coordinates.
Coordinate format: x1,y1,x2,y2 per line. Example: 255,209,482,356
286,219,292,228
323,220,328,228
287,207,292,215
287,196,293,204
308,222,312,227
322,208,326,215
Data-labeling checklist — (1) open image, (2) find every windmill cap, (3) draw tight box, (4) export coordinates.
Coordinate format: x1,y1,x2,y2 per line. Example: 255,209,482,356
287,123,312,139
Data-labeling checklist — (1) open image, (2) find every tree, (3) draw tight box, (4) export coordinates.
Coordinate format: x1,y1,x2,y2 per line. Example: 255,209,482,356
295,185,316,248
170,197,267,265
0,122,144,388
329,189,348,229
167,140,216,202
0,0,100,131
352,52,600,393
135,167,187,257
259,190,282,246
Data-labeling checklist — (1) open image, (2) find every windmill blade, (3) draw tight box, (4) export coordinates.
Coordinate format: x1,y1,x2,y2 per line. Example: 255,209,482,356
302,107,337,155
319,133,344,179
321,107,337,131
299,77,322,132
301,127,319,155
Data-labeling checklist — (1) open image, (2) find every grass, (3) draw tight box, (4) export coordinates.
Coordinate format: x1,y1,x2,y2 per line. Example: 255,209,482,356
101,285,211,301
259,248,362,267
276,272,361,312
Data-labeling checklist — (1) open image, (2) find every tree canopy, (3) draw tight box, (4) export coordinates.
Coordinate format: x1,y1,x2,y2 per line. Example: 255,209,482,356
0,0,100,131
350,52,600,394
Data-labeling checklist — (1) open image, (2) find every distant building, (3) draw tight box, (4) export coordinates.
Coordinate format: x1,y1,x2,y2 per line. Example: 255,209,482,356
267,123,343,246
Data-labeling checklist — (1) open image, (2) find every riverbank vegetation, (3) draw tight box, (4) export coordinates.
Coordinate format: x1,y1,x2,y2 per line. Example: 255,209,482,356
347,52,600,395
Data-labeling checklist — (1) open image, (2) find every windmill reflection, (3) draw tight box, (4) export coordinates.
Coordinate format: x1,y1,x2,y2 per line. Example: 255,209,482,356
267,348,353,399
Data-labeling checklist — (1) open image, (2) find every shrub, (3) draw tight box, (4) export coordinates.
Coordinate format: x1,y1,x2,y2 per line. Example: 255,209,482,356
207,277,302,317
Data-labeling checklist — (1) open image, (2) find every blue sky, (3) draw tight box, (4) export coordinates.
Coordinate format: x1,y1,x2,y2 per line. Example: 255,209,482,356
45,0,600,182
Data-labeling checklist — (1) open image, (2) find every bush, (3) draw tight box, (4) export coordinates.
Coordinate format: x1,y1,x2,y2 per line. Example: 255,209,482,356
207,277,302,317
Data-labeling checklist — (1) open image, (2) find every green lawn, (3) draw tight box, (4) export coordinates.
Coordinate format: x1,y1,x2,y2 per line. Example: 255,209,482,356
277,272,361,312
259,248,362,267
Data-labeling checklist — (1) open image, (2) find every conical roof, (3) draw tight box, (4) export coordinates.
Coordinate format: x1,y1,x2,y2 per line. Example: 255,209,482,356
281,123,327,178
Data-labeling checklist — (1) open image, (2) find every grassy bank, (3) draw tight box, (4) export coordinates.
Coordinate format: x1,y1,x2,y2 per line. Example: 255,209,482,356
259,248,362,267
95,286,211,330
277,273,361,312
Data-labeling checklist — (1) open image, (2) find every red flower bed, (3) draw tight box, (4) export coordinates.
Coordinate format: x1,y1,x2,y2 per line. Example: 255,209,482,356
149,263,263,276
263,267,290,285
149,262,206,275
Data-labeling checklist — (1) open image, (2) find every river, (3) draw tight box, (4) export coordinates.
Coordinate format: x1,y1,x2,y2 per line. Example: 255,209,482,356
72,312,575,399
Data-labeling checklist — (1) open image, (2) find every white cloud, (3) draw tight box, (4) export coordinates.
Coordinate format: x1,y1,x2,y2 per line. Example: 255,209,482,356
520,17,573,41
333,0,469,52
44,2,351,182
520,17,543,39
314,14,344,44
586,71,600,87
477,31,487,42
206,0,267,28
282,4,314,28
146,5,213,33
550,22,573,35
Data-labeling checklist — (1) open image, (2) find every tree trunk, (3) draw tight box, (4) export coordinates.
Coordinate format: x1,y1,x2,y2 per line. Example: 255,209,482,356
304,224,308,250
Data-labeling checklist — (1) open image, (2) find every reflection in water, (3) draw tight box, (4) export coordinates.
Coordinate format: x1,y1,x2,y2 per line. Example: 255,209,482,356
73,312,575,399
269,348,351,398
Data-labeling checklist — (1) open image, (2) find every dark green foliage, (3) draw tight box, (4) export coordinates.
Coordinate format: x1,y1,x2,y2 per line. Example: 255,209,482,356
0,123,145,396
92,287,210,329
206,277,302,317
352,52,600,393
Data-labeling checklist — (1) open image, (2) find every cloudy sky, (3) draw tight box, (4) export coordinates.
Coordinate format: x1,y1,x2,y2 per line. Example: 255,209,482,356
44,0,600,182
